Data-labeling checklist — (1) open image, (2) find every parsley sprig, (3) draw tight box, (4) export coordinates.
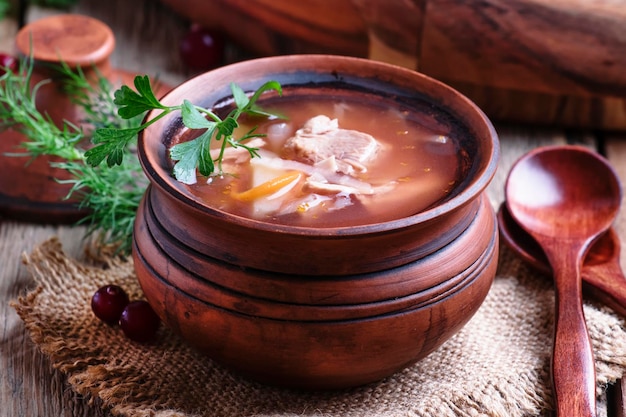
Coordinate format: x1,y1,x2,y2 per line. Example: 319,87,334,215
86,76,282,184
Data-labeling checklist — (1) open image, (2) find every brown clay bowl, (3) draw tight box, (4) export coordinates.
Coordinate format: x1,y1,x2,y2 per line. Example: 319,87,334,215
133,55,500,389
136,190,496,318
135,239,497,390
136,55,499,275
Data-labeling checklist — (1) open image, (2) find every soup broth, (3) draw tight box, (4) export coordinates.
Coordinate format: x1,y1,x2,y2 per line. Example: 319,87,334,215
176,92,464,227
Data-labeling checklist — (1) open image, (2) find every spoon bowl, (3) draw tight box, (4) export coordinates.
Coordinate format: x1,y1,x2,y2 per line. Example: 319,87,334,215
506,146,621,240
505,145,622,417
497,204,626,317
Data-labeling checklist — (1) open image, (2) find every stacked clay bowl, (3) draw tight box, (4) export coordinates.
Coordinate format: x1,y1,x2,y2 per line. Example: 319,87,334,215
133,55,500,389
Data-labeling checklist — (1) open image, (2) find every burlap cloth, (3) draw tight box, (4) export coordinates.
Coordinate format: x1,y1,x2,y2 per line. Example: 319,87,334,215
11,237,626,417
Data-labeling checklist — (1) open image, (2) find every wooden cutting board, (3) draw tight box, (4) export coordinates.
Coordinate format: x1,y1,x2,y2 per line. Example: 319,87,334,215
160,0,626,130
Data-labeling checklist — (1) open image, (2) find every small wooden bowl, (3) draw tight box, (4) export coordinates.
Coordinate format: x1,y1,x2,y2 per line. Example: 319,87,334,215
133,55,500,389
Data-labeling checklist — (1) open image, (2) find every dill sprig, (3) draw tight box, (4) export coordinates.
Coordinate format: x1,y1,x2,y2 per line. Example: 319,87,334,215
0,60,83,161
54,61,126,130
53,159,145,254
0,57,145,253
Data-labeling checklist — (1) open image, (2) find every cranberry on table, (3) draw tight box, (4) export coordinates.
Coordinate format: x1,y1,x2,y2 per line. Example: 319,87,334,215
0,53,17,74
91,284,130,325
179,24,225,71
119,300,161,343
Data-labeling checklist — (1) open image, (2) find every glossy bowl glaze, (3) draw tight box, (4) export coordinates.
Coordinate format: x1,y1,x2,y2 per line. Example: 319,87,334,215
133,55,500,388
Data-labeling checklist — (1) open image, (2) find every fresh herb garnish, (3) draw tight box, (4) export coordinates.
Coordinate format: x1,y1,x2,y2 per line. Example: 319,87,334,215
86,76,282,184
55,61,134,130
0,57,146,253
51,62,148,254
0,59,83,161
0,55,282,253
53,158,146,254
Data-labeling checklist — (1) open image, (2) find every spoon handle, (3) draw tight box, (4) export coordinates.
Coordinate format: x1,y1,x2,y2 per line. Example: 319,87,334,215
551,248,597,417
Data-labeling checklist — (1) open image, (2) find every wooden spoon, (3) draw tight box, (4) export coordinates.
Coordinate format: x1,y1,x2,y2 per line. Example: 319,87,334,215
505,145,622,417
497,204,626,317
499,203,626,417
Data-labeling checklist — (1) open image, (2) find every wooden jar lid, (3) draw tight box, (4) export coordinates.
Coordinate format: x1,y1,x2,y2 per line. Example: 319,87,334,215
15,14,115,67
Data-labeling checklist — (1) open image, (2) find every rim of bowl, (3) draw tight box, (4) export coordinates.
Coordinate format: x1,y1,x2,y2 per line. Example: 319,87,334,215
138,54,500,237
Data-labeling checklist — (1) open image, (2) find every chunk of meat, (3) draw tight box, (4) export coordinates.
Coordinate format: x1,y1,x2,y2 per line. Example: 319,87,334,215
284,115,380,174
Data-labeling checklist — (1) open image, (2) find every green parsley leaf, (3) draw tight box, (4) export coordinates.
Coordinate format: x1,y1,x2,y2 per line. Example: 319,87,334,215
247,81,283,107
231,83,250,109
86,127,140,167
215,117,239,141
170,136,204,184
181,100,216,129
114,75,167,119
197,131,216,177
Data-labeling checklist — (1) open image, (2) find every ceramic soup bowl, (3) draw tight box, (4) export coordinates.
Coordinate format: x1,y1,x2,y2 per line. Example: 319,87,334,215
133,55,500,389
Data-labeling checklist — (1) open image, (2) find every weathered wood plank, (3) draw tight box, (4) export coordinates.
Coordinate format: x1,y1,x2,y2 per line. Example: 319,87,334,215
421,0,626,97
0,223,107,417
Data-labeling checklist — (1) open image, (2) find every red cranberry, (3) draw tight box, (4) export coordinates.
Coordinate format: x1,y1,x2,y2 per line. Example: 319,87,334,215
0,53,17,75
119,300,161,343
91,285,130,325
180,24,225,71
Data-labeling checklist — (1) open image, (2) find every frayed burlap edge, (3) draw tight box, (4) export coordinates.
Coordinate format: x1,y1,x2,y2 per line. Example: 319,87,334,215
12,237,626,417
12,238,196,417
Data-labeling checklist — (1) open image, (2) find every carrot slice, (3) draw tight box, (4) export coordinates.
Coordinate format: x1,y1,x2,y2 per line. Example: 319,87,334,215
233,171,303,202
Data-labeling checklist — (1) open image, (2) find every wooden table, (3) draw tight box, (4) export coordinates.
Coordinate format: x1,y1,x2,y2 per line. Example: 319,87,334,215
1,1,626,416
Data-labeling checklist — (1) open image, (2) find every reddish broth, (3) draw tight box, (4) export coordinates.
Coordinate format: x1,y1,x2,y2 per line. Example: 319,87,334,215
176,93,462,227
